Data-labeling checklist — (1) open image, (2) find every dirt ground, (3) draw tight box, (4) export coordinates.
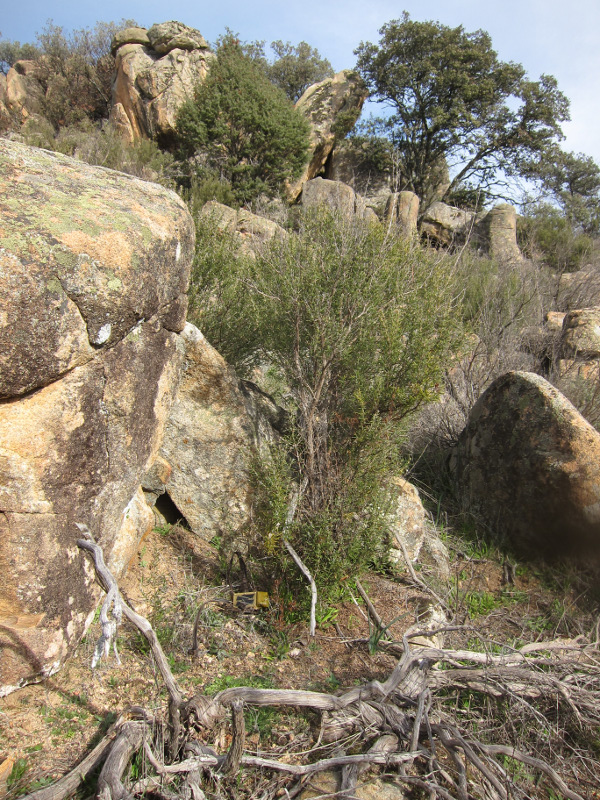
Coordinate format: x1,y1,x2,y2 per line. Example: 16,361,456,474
1,523,597,797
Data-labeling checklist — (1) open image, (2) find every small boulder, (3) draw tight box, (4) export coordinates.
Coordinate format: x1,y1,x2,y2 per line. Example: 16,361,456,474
147,21,209,54
158,324,285,547
420,201,474,247
386,477,449,581
560,308,600,359
110,26,151,54
385,191,419,237
199,201,287,255
301,177,374,220
453,371,600,557
4,60,46,121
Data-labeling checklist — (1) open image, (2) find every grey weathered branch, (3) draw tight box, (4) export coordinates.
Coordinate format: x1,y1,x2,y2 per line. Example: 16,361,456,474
77,531,183,753
50,529,595,800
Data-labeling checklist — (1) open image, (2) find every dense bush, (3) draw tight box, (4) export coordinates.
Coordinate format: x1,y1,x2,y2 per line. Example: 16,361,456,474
190,207,462,598
176,38,310,204
518,203,595,273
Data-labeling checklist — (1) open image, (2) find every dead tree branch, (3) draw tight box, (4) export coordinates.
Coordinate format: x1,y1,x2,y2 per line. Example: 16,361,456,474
33,529,597,800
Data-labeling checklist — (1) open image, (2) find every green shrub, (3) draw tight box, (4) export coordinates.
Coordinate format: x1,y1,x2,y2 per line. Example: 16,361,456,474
190,208,462,602
176,36,310,203
518,203,594,272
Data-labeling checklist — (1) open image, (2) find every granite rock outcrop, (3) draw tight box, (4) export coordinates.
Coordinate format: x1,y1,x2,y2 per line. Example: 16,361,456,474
0,140,194,694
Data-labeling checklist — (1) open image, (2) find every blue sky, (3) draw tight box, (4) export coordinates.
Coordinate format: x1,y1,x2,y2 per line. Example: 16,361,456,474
2,0,599,164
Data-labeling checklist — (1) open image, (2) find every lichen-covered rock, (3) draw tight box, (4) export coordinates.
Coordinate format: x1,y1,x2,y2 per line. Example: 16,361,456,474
287,71,368,202
560,308,600,359
200,201,287,256
386,478,449,581
484,203,523,262
420,201,474,247
147,21,209,54
0,140,193,398
0,141,194,695
110,22,214,142
158,324,285,546
301,177,375,220
452,371,600,557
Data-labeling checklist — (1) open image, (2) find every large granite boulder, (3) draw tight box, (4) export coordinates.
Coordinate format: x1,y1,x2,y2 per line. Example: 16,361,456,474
301,177,377,221
420,201,474,247
156,324,286,545
287,71,368,202
452,371,600,557
110,21,214,143
560,308,600,359
0,140,194,695
199,201,287,256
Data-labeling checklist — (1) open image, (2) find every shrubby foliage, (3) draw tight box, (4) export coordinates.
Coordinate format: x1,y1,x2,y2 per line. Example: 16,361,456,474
1,20,135,127
519,203,595,273
190,208,462,597
524,148,600,236
20,116,174,184
233,33,334,102
176,37,310,203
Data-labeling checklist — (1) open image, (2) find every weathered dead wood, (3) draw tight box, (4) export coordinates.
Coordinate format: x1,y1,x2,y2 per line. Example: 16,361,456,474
97,721,145,800
77,533,183,754
46,531,596,800
283,539,317,637
19,726,118,800
479,744,585,800
282,478,316,637
354,578,386,634
240,750,418,775
340,734,398,794
219,699,245,775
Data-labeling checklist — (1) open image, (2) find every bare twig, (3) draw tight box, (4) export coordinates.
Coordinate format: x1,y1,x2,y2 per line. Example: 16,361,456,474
77,530,183,754
393,532,451,613
283,539,317,638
